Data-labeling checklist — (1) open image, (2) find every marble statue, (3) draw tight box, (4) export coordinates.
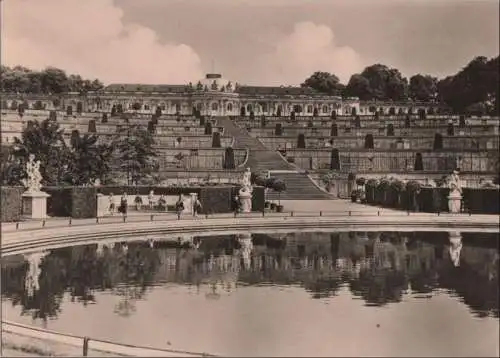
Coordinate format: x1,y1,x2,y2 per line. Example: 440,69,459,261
239,168,253,213
447,169,463,213
241,167,253,192
22,154,43,192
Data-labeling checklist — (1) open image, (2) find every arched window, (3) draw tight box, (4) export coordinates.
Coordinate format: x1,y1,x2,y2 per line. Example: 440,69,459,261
247,104,253,112
307,105,313,113
322,105,329,113
211,102,218,111
161,103,167,111
196,103,203,110
144,104,150,111
227,102,233,112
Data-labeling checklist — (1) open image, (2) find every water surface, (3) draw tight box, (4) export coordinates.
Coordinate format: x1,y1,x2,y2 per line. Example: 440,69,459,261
2,231,499,357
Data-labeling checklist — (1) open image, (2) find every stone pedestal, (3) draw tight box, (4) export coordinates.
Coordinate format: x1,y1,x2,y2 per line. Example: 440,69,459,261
239,189,252,213
182,195,193,214
22,191,50,219
96,193,108,217
447,190,462,213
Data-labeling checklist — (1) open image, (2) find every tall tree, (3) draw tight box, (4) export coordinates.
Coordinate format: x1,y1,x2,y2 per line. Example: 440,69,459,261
409,74,438,101
345,64,408,101
10,119,69,185
437,56,499,113
301,71,344,95
112,125,158,185
65,131,114,185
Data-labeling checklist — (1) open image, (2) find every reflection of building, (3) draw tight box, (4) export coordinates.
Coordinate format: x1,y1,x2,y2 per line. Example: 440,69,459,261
1,73,439,117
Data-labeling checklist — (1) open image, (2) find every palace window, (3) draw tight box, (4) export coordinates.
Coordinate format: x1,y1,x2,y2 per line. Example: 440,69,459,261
247,104,253,112
277,104,283,111
161,104,167,110
322,105,329,113
227,103,233,112
262,103,268,112
196,103,203,110
144,104,150,111
212,102,218,111
307,105,313,113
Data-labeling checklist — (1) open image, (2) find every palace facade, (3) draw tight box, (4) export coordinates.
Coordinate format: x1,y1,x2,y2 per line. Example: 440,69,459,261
1,73,442,117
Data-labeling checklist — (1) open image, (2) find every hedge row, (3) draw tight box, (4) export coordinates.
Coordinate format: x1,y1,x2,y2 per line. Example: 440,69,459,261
364,183,499,214
1,186,24,222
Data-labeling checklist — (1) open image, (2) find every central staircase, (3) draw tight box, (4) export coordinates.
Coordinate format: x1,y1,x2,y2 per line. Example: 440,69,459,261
217,118,332,200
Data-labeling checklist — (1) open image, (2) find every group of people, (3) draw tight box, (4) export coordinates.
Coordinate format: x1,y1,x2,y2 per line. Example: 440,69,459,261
107,191,203,217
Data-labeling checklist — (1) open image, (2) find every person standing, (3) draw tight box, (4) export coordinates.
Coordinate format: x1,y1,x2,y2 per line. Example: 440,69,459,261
108,193,115,216
175,195,185,218
148,190,155,210
193,197,202,217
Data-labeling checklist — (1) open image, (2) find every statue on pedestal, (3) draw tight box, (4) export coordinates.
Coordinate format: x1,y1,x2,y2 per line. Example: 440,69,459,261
21,154,50,219
447,169,463,213
239,167,253,213
22,154,43,192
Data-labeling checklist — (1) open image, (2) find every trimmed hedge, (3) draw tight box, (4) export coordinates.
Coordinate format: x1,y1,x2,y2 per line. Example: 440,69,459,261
463,188,499,214
1,186,23,222
364,183,499,214
199,186,234,214
44,187,73,216
72,187,97,218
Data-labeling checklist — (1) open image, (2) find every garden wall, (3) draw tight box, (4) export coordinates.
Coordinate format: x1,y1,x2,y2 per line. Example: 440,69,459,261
258,135,499,151
284,149,497,173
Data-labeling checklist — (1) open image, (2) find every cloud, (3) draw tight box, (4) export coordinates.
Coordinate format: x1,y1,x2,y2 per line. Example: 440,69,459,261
256,22,364,85
1,0,204,84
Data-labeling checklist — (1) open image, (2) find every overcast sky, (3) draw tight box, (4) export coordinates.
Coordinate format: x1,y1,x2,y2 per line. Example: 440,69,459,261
2,0,498,85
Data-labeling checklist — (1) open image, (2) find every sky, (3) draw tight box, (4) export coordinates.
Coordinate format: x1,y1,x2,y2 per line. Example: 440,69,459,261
1,0,499,86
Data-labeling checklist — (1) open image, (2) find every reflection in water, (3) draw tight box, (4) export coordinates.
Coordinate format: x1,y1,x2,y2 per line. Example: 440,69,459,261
1,231,499,355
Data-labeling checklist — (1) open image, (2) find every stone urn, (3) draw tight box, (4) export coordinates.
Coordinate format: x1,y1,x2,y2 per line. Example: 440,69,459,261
239,187,252,213
447,188,462,213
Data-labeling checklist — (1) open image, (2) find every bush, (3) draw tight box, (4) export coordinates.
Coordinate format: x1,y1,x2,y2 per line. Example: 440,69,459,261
275,123,283,136
330,123,338,137
1,186,23,222
330,148,340,170
297,133,306,149
212,132,221,148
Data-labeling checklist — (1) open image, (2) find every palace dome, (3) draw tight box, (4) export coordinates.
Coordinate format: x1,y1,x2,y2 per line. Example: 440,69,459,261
195,73,235,92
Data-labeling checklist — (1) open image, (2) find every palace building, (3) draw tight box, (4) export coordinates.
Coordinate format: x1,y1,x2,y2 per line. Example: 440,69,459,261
1,73,441,117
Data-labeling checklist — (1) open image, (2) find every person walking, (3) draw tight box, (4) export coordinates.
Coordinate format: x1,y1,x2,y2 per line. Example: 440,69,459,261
119,192,128,216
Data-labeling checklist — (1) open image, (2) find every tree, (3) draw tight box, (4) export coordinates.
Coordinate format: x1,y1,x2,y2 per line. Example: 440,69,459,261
0,66,104,94
10,119,68,185
437,55,499,113
409,74,438,101
65,131,114,185
112,125,158,185
301,71,344,95
344,64,408,101
344,74,371,100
